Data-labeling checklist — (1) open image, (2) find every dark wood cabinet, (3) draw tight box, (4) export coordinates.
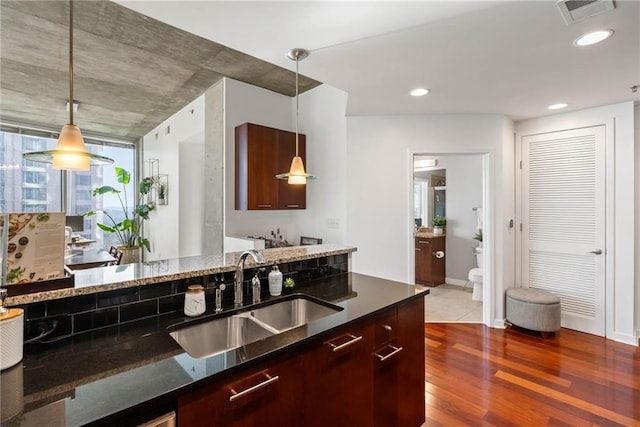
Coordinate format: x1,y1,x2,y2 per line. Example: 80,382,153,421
178,298,425,427
415,236,446,286
178,354,303,427
235,122,306,210
396,297,426,427
303,323,374,427
373,297,425,427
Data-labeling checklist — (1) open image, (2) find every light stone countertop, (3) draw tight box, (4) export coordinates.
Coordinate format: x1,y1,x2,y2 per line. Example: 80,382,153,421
414,231,446,239
6,244,356,306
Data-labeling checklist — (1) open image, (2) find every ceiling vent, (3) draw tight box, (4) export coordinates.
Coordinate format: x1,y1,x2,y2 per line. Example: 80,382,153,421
557,0,615,24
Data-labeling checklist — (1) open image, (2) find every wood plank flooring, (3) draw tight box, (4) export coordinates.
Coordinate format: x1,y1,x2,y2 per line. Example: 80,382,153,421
424,324,640,426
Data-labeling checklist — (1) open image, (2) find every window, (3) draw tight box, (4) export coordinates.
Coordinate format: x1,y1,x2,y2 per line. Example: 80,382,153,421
0,127,136,249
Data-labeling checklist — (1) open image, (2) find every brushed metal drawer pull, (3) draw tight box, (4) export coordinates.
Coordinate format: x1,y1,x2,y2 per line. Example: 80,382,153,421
257,204,273,208
327,334,363,353
415,248,422,251
375,345,403,362
229,373,280,402
418,241,431,244
286,204,300,208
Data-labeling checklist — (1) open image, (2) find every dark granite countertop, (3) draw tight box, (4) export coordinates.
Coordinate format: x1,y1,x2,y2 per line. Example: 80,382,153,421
3,273,428,426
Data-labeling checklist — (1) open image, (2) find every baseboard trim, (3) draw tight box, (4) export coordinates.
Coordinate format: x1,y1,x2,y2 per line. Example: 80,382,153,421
611,331,638,347
445,277,468,287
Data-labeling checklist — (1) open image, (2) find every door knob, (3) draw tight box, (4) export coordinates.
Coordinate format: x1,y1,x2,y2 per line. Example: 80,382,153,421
588,249,603,255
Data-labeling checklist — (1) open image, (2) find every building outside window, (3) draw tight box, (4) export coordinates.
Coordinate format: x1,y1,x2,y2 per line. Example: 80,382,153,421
0,127,136,249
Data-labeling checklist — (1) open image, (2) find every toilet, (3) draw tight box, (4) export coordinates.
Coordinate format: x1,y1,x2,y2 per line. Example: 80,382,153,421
468,247,483,301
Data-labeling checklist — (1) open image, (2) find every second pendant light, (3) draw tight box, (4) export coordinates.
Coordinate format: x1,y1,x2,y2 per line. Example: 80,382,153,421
276,48,317,185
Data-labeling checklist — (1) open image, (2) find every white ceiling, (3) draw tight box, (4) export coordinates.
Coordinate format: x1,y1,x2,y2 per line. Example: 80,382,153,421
118,0,640,121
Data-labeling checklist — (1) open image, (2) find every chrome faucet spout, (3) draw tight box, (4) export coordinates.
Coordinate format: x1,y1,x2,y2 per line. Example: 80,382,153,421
234,250,265,306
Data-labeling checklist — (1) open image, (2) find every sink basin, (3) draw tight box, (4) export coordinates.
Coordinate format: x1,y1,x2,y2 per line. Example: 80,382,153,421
169,295,342,359
245,297,341,333
169,314,276,359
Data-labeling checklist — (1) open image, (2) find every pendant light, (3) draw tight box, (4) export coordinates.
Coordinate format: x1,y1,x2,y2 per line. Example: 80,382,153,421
23,0,113,171
276,48,317,185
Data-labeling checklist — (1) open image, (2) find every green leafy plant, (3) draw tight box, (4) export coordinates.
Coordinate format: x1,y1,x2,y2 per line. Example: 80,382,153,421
157,182,166,200
84,167,154,251
474,229,483,242
432,216,447,227
284,277,296,288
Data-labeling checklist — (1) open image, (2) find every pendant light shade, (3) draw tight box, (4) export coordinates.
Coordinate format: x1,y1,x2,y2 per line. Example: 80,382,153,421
23,0,113,171
276,48,317,185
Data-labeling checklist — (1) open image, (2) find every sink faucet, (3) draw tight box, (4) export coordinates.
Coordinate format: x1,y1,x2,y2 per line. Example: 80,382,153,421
234,250,265,306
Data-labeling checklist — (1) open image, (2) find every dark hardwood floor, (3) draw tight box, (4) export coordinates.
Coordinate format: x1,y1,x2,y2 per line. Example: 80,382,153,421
424,323,640,426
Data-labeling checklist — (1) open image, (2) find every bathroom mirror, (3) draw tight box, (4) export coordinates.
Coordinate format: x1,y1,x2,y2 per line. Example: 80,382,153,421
413,156,446,228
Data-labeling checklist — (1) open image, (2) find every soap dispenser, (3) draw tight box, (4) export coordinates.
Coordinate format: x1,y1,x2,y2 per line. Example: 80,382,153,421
268,265,283,296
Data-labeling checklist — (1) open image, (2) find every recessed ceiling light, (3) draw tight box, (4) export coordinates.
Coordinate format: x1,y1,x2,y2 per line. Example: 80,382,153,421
574,30,613,46
548,103,568,110
410,88,430,97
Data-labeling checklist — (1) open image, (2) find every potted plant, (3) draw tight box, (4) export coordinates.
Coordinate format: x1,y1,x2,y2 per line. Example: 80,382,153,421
283,277,296,294
84,167,154,264
432,216,446,235
157,182,166,205
474,228,483,247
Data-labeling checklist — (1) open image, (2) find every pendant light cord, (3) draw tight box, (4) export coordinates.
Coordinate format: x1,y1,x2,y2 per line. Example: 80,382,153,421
295,56,299,157
69,0,74,125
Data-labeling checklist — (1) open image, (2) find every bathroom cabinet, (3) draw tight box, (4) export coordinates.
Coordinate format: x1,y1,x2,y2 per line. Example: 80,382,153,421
235,122,306,210
177,297,425,426
415,236,446,286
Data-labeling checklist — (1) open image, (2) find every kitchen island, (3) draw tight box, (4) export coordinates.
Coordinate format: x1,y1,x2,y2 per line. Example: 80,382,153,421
1,246,427,426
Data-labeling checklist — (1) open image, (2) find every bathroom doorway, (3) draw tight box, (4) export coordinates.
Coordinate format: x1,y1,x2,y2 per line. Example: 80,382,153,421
413,154,485,323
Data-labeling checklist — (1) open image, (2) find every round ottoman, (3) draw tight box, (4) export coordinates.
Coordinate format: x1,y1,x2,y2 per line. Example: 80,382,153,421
505,288,561,334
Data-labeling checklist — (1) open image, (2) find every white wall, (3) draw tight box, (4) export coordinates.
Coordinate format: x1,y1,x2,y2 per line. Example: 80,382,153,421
516,101,636,345
635,105,639,343
179,137,205,257
142,96,205,261
346,114,516,327
428,155,483,283
296,84,349,245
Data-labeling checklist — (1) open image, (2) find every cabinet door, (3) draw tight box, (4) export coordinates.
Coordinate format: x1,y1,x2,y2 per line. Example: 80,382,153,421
235,123,279,210
277,130,306,209
430,237,446,285
396,297,426,426
415,238,431,285
303,324,374,427
178,355,302,427
373,308,401,427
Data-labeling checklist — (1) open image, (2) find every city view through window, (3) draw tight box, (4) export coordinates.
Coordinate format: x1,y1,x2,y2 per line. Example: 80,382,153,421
0,129,136,249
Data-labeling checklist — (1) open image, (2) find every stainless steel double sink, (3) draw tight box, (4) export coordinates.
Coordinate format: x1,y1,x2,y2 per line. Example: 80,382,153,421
168,295,342,358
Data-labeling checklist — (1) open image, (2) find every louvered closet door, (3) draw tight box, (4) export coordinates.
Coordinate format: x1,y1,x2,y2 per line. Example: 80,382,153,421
521,126,605,336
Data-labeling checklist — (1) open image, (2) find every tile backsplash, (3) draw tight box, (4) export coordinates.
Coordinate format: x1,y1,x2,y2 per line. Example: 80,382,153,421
21,254,349,342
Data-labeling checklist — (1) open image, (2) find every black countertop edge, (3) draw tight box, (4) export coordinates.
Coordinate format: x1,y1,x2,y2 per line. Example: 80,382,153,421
11,273,428,427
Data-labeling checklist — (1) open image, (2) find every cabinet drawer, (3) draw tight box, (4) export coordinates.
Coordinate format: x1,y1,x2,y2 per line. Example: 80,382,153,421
374,309,398,348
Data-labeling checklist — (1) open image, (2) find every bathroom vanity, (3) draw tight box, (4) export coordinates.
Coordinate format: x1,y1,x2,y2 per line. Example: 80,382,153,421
415,233,446,286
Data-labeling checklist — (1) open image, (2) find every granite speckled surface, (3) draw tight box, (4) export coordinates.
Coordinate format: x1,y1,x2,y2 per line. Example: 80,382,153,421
6,244,356,306
414,230,446,239
5,273,427,426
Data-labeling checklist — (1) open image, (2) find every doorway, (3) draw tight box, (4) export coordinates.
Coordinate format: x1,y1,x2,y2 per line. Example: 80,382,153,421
413,154,485,323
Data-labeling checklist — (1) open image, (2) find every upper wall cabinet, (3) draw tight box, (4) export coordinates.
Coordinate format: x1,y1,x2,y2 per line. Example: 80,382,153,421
235,123,306,210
